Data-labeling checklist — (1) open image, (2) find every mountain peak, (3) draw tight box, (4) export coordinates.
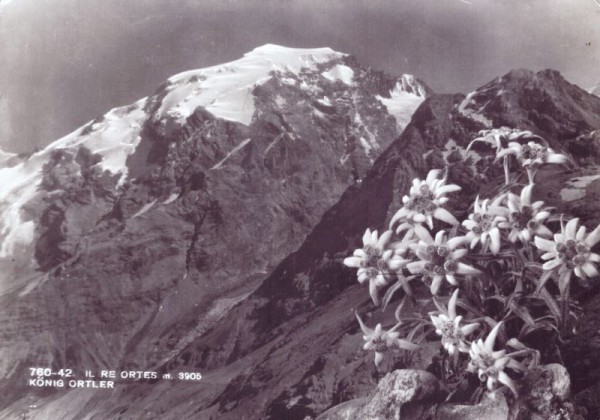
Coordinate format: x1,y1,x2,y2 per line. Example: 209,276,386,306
157,45,347,130
457,68,600,136
246,43,342,58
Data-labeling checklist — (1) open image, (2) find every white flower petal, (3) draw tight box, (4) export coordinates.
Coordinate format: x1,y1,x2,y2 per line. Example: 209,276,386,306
461,323,479,336
413,213,427,223
543,259,563,271
463,219,478,229
535,237,556,252
484,322,502,353
344,256,362,267
547,153,568,164
378,230,393,248
451,248,468,260
446,274,458,286
585,224,600,247
426,214,434,229
430,275,443,295
413,224,431,242
581,262,599,278
354,249,367,258
362,229,372,246
435,184,461,196
395,222,411,234
407,261,427,274
426,169,441,185
589,253,600,263
434,207,458,225
566,218,579,239
498,371,518,395
358,270,369,283
457,263,481,276
535,211,550,222
390,207,409,228
536,225,552,237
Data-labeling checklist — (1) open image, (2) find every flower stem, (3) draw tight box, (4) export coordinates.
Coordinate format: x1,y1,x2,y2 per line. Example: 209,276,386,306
560,284,570,333
526,168,536,184
503,157,511,185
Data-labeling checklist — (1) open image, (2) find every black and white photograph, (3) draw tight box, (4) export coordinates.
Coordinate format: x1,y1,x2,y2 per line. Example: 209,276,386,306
1,0,600,418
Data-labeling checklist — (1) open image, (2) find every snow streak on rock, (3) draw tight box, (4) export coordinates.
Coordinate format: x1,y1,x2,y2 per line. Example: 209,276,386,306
0,97,147,265
376,75,427,129
457,91,493,127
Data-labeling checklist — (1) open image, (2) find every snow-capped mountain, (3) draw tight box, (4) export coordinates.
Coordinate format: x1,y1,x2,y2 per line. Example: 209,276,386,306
0,44,429,292
0,44,430,413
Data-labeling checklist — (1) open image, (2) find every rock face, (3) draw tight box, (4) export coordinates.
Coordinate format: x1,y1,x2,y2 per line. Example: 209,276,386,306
317,369,444,420
0,45,430,410
318,364,580,420
2,62,600,420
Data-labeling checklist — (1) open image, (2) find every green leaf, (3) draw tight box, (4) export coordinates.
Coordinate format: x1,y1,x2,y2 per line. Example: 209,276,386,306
534,270,554,295
507,298,535,327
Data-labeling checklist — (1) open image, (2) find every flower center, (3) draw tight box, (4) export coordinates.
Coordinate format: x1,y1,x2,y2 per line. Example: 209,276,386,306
424,245,456,274
440,321,464,346
376,259,388,271
472,213,494,233
404,185,436,214
556,240,589,268
362,245,382,267
512,206,533,229
520,143,548,165
370,337,388,352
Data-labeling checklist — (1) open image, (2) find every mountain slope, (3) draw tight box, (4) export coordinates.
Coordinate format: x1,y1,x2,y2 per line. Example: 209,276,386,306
0,45,430,412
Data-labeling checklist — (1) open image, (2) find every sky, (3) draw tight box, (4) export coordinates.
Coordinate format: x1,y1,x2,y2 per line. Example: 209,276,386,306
0,0,599,153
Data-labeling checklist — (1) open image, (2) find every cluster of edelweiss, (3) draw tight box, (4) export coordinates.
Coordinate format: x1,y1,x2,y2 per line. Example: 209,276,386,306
344,127,600,397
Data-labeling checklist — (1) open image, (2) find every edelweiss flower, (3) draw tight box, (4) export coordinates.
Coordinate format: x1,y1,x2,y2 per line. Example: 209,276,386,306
393,219,431,242
356,312,419,367
535,218,600,294
500,184,552,244
497,141,569,183
468,127,543,152
406,230,480,295
430,289,479,355
467,128,544,185
463,196,508,254
390,169,461,231
468,322,526,395
344,229,397,305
